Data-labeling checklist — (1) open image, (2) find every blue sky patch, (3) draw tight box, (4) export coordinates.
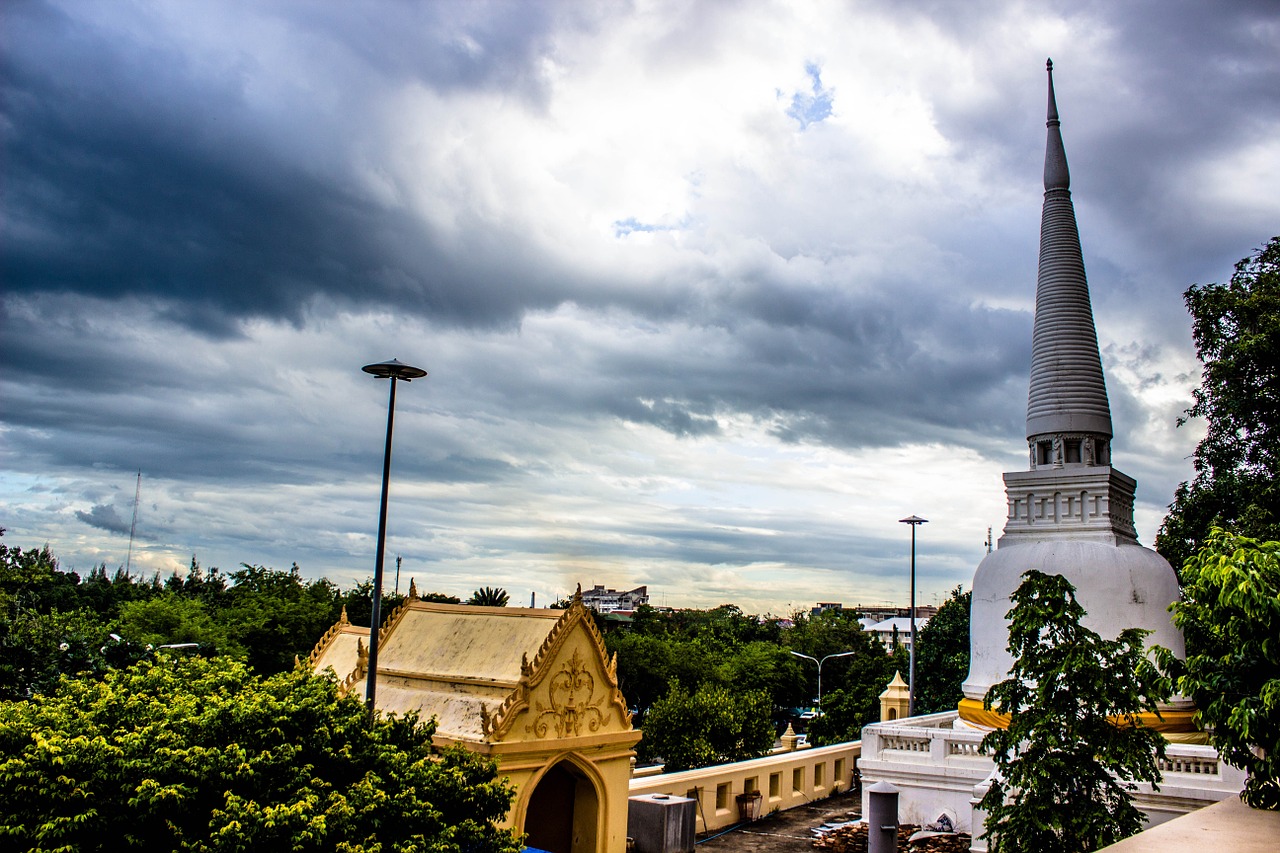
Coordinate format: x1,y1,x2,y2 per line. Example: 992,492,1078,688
787,63,834,129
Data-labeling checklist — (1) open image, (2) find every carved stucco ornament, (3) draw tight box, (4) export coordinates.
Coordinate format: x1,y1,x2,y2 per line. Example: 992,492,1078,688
528,649,605,738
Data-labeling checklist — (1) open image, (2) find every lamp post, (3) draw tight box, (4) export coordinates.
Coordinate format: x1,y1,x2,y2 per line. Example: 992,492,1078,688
790,650,857,717
362,358,427,714
899,514,928,717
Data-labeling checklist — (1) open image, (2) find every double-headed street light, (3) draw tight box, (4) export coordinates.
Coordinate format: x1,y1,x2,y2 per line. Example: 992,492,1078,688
790,650,857,717
362,358,427,714
899,514,928,717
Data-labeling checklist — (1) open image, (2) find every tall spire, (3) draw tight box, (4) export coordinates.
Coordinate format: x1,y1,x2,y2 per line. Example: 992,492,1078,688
1025,59,1113,468
1043,59,1070,190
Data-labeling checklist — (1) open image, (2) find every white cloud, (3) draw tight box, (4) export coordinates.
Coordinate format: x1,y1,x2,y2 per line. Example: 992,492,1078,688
4,0,1279,615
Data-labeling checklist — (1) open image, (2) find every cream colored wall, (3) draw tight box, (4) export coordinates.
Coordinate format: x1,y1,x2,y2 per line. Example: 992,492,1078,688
627,742,862,833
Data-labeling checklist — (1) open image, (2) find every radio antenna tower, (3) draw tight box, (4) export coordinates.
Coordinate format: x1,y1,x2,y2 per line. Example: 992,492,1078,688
125,471,141,574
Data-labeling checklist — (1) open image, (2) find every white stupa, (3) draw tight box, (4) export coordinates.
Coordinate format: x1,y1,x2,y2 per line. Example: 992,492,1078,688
958,59,1191,730
856,64,1240,842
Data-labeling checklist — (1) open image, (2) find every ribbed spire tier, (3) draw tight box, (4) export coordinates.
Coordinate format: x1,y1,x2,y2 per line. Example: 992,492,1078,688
1025,59,1113,459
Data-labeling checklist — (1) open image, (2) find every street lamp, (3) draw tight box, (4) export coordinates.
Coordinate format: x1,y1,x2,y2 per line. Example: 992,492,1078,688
899,514,928,717
362,358,427,714
790,650,857,717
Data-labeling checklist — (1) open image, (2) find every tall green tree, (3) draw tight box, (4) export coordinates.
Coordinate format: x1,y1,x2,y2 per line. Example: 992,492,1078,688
913,586,971,715
637,681,774,771
219,563,339,675
114,594,237,656
1155,529,1280,809
0,654,521,852
1157,236,1280,572
980,571,1170,853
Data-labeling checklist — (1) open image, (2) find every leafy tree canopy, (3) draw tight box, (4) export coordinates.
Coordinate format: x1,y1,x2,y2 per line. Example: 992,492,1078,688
0,534,414,695
637,681,774,771
1158,236,1280,571
0,654,521,852
1155,529,1280,809
980,571,1171,853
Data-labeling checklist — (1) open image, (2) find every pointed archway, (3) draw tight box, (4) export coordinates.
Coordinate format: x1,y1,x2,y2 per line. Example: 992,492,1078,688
523,758,601,853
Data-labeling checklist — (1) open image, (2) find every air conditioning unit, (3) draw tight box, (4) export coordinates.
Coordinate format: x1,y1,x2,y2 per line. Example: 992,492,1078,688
627,793,696,853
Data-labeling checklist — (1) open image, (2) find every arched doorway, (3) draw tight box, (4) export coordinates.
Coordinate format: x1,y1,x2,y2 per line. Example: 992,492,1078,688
524,759,600,853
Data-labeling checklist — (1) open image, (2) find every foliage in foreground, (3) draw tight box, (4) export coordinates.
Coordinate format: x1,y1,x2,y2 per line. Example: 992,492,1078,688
1156,529,1280,810
980,571,1170,853
0,655,521,853
637,681,775,772
1157,236,1280,571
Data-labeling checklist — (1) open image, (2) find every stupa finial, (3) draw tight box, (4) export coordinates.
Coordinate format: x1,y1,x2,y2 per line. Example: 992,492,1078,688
1044,59,1069,190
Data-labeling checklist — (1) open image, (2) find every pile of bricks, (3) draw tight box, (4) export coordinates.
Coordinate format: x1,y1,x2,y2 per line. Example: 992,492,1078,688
812,822,919,853
812,824,970,853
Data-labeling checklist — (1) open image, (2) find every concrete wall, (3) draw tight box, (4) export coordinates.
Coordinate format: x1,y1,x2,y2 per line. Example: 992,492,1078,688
628,741,862,833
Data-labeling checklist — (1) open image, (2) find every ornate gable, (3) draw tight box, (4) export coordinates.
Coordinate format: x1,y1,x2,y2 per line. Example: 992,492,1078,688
481,593,632,743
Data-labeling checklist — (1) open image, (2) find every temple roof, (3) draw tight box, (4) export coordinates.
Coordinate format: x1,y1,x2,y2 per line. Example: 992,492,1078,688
1026,59,1113,442
308,591,635,746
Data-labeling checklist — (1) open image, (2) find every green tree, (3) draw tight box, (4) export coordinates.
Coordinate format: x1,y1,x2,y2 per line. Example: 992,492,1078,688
637,682,774,771
219,563,339,675
1157,237,1280,572
607,632,676,716
1155,529,1280,809
980,571,1170,853
419,590,462,604
334,577,408,628
468,586,510,607
0,607,114,701
806,642,907,746
714,640,808,724
913,586,971,714
114,594,237,656
0,654,521,852
0,534,115,699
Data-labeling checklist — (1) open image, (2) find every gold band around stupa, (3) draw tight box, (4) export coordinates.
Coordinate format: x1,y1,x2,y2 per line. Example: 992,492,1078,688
956,698,1207,743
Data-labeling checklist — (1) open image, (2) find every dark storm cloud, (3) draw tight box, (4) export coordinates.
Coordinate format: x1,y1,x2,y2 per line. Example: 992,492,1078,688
1,0,579,333
75,502,130,535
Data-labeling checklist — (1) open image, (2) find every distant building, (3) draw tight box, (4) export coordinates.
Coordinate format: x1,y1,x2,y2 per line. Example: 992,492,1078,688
581,584,649,614
863,616,929,652
810,601,843,616
850,604,937,622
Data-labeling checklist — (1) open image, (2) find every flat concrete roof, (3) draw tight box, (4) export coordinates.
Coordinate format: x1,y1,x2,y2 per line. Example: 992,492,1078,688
1099,795,1280,852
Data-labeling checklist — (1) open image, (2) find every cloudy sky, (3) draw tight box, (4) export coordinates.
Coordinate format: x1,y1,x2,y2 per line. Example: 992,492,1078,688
3,0,1278,614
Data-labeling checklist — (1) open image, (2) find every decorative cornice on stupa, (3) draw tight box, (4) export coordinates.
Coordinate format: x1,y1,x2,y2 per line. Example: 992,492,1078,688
1000,465,1139,546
